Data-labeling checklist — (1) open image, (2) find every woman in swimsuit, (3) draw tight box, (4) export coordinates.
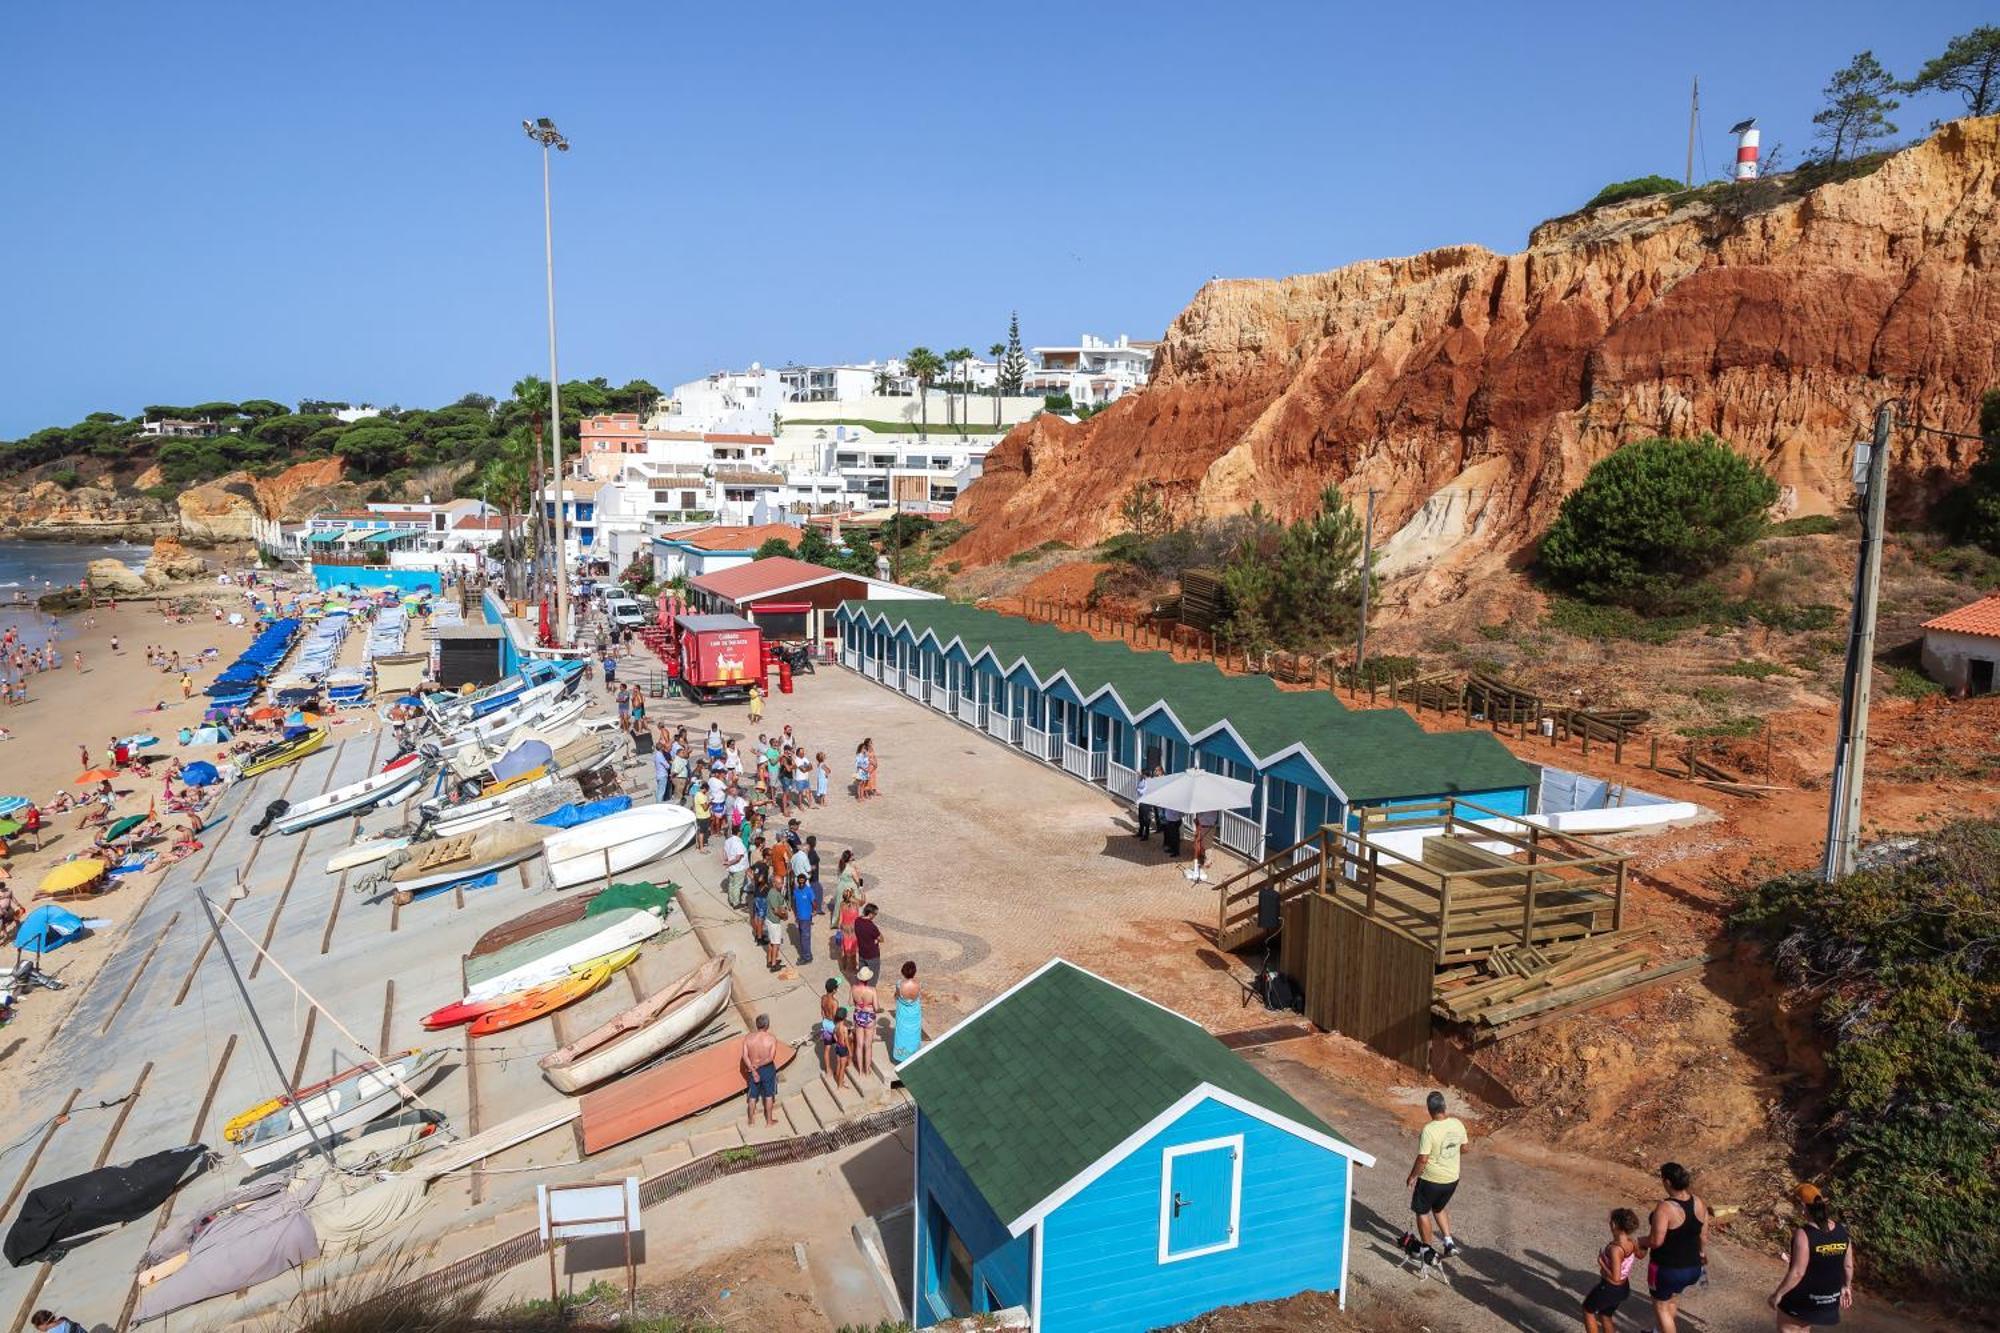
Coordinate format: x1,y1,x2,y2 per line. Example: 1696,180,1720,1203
850,968,878,1077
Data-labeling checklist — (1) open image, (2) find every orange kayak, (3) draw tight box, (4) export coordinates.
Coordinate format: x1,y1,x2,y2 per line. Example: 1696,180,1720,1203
466,946,637,1037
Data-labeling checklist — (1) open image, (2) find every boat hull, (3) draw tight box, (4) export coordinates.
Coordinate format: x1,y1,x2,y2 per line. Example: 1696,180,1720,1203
465,946,636,1037
579,1035,794,1154
236,1049,444,1169
543,805,698,891
540,954,734,1093
272,759,429,836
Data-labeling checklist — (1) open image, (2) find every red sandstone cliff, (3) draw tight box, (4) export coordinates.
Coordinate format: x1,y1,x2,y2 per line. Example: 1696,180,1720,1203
950,116,2000,607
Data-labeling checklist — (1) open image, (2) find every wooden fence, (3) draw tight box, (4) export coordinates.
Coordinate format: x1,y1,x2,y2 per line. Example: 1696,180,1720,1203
1280,893,1435,1071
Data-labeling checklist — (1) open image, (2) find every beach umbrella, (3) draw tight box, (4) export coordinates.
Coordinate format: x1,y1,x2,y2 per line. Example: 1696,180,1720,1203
0,819,21,839
38,859,107,898
103,815,147,841
1140,770,1256,816
14,904,86,955
0,797,27,817
74,769,118,785
247,707,285,721
181,761,220,787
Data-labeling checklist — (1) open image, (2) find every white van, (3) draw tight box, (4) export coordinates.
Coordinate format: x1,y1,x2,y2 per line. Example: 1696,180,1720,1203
603,590,647,629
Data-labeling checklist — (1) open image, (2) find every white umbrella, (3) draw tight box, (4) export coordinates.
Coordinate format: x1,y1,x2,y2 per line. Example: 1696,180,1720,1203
1141,769,1254,815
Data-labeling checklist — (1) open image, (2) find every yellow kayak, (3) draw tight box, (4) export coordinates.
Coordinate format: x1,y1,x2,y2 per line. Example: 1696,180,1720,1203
238,728,327,778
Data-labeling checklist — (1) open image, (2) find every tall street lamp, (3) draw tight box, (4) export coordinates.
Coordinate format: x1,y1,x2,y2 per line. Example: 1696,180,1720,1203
523,116,571,645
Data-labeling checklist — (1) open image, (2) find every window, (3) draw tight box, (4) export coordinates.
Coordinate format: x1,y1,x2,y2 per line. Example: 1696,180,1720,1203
1159,1135,1244,1264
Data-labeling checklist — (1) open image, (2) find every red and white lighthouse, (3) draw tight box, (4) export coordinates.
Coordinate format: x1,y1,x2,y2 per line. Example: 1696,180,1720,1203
1730,117,1760,180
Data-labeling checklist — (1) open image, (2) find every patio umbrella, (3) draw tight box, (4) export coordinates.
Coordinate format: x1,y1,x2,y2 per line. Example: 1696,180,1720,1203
38,859,107,898
104,815,147,841
0,797,29,817
74,768,118,785
1140,770,1256,816
247,707,285,721
0,819,22,839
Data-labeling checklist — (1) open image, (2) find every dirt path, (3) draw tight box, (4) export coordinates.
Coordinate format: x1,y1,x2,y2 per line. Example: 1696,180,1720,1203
1247,1042,1936,1333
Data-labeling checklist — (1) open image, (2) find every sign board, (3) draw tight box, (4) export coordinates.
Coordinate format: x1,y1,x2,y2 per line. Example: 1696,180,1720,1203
538,1178,641,1242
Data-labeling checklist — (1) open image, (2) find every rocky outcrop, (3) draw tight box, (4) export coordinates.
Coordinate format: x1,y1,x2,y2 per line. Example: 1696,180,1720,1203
0,481,173,541
85,558,151,597
144,536,208,584
176,456,350,545
951,116,2000,608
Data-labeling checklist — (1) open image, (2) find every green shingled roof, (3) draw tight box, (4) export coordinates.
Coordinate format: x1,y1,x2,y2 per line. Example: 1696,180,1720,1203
839,600,1532,803
899,961,1350,1228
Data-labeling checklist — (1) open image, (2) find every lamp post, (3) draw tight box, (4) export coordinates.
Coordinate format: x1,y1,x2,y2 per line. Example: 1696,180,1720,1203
523,116,571,645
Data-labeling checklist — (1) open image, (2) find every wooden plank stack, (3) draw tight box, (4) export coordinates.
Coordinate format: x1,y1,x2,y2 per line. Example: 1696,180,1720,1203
1432,930,1704,1040
1178,569,1227,632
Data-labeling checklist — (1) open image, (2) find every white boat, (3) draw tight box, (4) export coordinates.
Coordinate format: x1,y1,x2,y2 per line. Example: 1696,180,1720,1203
236,1049,445,1169
539,953,734,1093
387,823,546,896
420,768,559,830
271,756,431,836
465,909,665,1001
327,835,409,874
447,714,589,777
541,804,698,891
436,693,584,757
426,804,517,838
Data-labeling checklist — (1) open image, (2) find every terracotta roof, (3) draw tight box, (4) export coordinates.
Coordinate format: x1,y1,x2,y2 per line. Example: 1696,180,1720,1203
452,515,508,530
650,430,705,441
1922,595,2000,639
669,523,799,552
703,433,775,445
691,556,861,601
712,469,784,486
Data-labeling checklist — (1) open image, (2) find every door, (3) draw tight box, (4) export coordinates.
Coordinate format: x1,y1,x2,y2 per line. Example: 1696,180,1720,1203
1972,658,1995,695
1160,1137,1242,1263
1263,777,1300,853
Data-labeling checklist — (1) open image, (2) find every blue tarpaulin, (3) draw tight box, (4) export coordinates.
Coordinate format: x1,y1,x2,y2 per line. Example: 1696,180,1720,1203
532,795,633,829
490,740,553,784
15,905,86,954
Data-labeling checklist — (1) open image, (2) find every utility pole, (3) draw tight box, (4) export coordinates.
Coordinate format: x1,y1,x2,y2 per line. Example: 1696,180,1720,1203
524,117,571,645
1685,76,1700,187
1354,489,1377,679
1822,403,1893,882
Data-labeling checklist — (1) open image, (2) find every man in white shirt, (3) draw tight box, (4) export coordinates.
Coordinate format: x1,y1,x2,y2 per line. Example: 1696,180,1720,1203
721,829,749,909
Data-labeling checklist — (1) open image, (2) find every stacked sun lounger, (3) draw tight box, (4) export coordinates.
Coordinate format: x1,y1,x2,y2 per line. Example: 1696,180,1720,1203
203,617,302,711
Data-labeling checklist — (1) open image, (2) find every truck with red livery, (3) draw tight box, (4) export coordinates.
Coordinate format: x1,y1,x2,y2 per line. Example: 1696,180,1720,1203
672,614,765,703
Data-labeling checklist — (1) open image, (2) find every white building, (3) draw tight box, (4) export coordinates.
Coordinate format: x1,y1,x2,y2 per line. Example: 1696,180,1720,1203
1024,333,1156,409
1921,597,2000,695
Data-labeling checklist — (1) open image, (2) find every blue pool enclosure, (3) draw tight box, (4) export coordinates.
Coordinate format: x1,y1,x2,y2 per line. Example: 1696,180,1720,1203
834,600,1534,863
899,960,1375,1331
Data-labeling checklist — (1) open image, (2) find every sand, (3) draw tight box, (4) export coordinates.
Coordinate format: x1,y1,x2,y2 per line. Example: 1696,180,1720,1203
0,572,389,1118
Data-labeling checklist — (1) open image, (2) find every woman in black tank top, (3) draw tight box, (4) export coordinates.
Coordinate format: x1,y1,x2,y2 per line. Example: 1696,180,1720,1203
1771,1184,1853,1330
1640,1162,1707,1333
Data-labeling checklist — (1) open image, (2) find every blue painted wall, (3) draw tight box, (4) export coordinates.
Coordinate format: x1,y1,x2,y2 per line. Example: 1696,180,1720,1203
915,1113,1032,1326
1349,785,1531,829
312,565,441,595
480,590,524,677
1038,1097,1347,1332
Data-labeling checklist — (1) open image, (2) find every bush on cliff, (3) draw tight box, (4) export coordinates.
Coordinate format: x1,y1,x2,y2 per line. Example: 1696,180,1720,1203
1940,387,2000,554
1539,436,1778,608
1733,822,2000,1302
1584,174,1684,209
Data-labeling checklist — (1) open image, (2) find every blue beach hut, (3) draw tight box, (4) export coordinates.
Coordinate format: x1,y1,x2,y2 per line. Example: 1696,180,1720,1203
898,960,1374,1331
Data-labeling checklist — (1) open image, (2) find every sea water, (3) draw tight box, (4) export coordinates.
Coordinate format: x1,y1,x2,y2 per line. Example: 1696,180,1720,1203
0,539,146,595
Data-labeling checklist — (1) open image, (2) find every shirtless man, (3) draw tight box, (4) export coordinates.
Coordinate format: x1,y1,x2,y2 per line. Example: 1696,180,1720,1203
740,1014,781,1127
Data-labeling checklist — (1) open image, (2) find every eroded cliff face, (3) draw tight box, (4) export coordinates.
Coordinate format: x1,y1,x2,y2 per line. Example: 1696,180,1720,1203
951,116,2000,607
177,456,350,545
0,482,172,541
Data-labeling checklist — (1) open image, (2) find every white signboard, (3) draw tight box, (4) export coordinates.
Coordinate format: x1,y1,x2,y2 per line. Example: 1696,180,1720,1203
538,1178,641,1241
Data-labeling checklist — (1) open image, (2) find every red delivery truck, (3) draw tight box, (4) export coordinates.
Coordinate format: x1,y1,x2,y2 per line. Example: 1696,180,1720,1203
674,614,765,703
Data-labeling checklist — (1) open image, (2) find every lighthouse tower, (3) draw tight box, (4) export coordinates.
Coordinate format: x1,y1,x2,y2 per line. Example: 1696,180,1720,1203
1730,117,1760,180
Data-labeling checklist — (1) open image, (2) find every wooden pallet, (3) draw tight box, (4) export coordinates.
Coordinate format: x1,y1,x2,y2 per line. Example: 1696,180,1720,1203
406,833,477,873
1433,929,1675,1029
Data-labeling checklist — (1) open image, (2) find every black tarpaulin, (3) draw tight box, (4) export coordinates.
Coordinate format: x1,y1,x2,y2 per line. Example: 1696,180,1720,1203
4,1144,211,1267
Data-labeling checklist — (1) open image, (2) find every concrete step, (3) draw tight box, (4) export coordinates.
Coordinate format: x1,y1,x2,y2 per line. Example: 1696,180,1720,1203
686,1125,746,1160
641,1140,695,1179
800,1077,845,1130
782,1092,821,1133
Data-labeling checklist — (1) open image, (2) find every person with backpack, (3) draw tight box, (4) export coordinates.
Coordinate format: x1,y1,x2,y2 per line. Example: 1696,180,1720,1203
1770,1183,1852,1330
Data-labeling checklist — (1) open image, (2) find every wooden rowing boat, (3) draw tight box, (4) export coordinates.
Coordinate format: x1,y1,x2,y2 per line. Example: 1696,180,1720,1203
466,946,638,1037
579,1032,793,1155
539,953,734,1093
460,908,664,1001
467,890,605,959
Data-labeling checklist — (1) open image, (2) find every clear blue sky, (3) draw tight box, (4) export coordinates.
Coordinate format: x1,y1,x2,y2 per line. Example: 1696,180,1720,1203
1,1,1989,437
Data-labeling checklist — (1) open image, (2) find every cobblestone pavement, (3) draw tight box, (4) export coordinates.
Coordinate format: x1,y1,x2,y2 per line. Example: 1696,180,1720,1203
629,655,1258,1032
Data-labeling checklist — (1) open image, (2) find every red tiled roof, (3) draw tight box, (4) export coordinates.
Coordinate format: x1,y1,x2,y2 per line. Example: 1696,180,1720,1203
1922,595,2000,638
672,523,799,552
453,515,508,530
690,556,860,601
703,433,775,445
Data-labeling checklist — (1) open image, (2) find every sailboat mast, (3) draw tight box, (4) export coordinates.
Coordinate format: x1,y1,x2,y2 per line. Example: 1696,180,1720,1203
195,887,341,1169
1686,76,1700,187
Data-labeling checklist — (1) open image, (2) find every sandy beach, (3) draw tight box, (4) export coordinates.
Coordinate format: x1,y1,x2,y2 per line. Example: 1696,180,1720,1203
0,573,390,1120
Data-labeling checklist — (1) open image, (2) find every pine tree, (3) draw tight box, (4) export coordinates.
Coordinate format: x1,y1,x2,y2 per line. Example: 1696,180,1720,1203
1000,312,1028,396
1903,26,2000,119
1813,51,1901,164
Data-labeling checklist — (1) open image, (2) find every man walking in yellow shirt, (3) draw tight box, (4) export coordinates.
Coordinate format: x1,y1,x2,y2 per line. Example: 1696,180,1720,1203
1402,1090,1469,1266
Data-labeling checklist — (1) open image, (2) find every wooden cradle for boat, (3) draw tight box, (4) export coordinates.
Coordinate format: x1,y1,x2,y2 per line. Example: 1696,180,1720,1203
386,823,544,900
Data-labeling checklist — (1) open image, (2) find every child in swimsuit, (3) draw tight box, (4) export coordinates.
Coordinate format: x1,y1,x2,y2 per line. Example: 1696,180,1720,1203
831,1008,852,1090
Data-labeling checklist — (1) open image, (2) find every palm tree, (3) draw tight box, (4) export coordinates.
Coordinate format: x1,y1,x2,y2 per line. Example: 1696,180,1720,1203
943,347,973,435
905,347,944,438
988,342,1006,427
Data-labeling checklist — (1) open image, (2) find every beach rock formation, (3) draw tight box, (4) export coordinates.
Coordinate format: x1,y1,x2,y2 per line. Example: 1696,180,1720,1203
949,115,2000,608
85,557,150,596
176,456,349,545
144,537,208,585
0,481,173,542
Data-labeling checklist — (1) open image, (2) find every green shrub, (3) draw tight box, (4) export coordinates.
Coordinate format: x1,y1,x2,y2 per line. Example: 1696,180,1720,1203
1541,438,1777,607
1734,824,2000,1301
1746,600,1838,632
1884,665,1944,699
1007,539,1071,566
1584,174,1685,209
1768,513,1842,537
1544,596,1691,643
1679,715,1761,738
48,468,81,490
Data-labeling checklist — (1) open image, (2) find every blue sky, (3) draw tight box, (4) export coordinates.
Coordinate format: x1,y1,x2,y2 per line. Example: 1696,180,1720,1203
1,1,1989,437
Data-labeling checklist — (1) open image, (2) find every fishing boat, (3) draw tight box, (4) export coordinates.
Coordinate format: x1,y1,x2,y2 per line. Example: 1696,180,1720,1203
465,945,638,1037
579,1035,796,1154
539,953,733,1093
326,834,409,875
221,1046,429,1143
235,728,327,780
541,804,699,891
420,769,558,837
268,754,429,836
386,823,545,901
461,907,665,1001
433,693,585,758
235,1048,445,1170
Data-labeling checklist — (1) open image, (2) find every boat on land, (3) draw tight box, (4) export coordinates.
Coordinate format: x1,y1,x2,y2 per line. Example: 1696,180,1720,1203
235,1048,446,1170
461,907,665,1000
269,754,429,835
221,1046,430,1143
539,953,734,1093
542,804,698,891
235,728,327,780
426,659,582,723
466,877,668,958
386,824,545,901
465,945,639,1037
326,834,411,875
434,691,584,755
579,1030,792,1154
420,765,557,825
